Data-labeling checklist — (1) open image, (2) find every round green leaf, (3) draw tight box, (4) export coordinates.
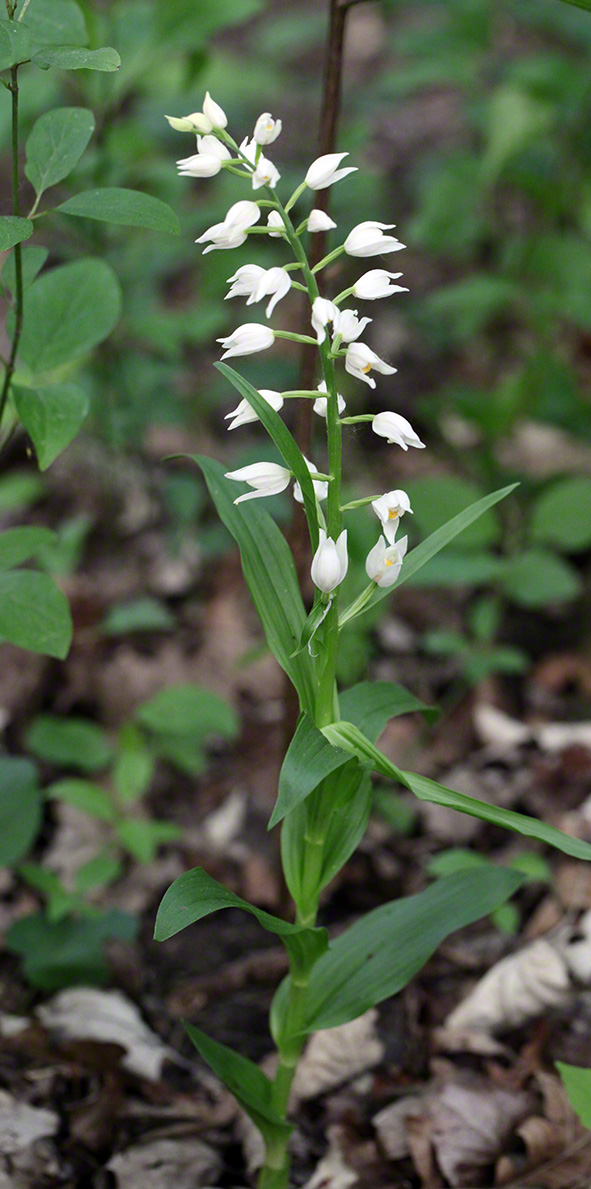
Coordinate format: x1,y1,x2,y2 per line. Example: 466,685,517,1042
405,476,502,549
13,383,89,470
0,216,33,251
26,715,113,771
0,19,33,71
0,757,41,865
530,477,591,552
17,258,121,373
502,549,582,607
25,107,95,198
0,570,72,657
57,187,180,234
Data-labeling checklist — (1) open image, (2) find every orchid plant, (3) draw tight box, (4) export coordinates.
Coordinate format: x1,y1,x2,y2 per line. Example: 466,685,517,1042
154,95,591,1189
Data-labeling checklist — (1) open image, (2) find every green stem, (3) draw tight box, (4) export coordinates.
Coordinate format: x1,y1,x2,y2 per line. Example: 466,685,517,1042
311,244,346,274
0,64,23,436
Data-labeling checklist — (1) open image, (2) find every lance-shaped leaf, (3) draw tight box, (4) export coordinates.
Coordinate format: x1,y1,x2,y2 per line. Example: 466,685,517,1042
323,720,591,862
13,384,89,470
194,455,316,714
270,712,353,829
16,258,121,373
33,46,120,71
215,361,320,551
184,1025,292,1147
57,187,179,234
155,866,327,972
0,217,33,251
0,570,72,658
0,757,41,866
25,108,95,197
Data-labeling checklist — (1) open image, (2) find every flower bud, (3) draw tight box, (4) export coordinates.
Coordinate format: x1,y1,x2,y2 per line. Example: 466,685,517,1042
307,209,337,233
344,222,405,258
202,92,228,129
311,529,348,593
225,389,284,431
267,212,285,238
177,153,223,178
311,296,340,345
217,323,275,360
372,412,425,450
305,152,357,191
225,461,291,504
345,342,396,388
353,270,408,300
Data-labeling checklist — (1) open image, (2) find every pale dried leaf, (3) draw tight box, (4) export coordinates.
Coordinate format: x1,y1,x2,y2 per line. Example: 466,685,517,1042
291,1009,384,1105
37,988,177,1081
373,1095,424,1160
429,1082,532,1187
475,702,591,754
0,1092,58,1152
303,1126,359,1189
43,802,111,889
200,791,247,851
106,1137,220,1189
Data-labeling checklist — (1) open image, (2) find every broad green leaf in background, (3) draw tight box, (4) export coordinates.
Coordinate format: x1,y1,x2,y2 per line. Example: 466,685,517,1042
404,551,505,587
25,108,95,198
112,725,155,803
0,19,33,71
323,721,591,863
270,712,352,829
274,868,523,1033
102,597,174,635
19,863,79,921
17,259,121,373
405,476,502,549
216,362,320,551
46,779,116,822
75,851,122,893
502,548,581,607
58,188,180,234
557,0,591,10
556,1062,591,1128
33,46,120,71
195,456,316,714
0,570,71,658
184,1024,292,1147
0,216,33,251
115,819,181,863
0,526,55,568
530,476,591,551
6,909,137,990
26,715,113,771
155,866,328,972
13,384,89,470
2,246,48,295
15,0,87,46
135,682,238,741
0,757,42,866
484,86,554,178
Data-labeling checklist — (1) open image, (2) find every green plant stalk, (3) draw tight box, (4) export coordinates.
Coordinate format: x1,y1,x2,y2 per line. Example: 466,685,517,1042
0,64,24,435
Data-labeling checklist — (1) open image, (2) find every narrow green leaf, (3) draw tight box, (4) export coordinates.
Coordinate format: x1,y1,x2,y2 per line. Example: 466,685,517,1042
339,680,436,742
302,867,524,1030
0,19,33,71
33,45,120,71
25,107,95,197
26,715,112,771
0,526,55,569
0,757,41,865
46,779,115,822
270,712,352,829
215,362,320,551
556,0,591,10
0,570,71,658
323,721,591,863
15,0,87,47
194,455,315,713
556,1062,591,1128
13,384,89,470
57,187,180,234
0,216,33,251
184,1023,292,1145
291,596,328,658
154,866,327,972
17,258,121,373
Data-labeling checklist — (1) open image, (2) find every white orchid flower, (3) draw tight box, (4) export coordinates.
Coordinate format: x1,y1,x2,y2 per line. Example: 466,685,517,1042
217,323,275,359
177,152,224,178
313,381,346,418
366,535,408,588
196,200,261,253
335,308,372,343
307,209,337,233
225,461,291,504
372,412,425,450
371,489,413,544
225,388,284,431
250,267,292,317
202,92,228,129
254,113,282,145
293,456,328,505
353,270,408,300
165,112,212,133
311,529,348,593
344,342,396,388
305,152,357,191
344,221,406,257
225,265,266,302
267,211,285,238
311,296,340,345
239,137,281,189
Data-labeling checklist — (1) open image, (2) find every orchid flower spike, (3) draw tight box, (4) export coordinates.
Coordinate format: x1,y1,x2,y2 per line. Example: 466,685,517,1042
217,323,275,359
372,412,425,450
313,381,346,418
254,112,282,145
196,200,261,253
293,456,328,504
225,388,284,431
311,529,349,594
344,222,406,257
353,270,408,300
305,152,357,191
345,342,397,388
307,209,337,233
366,535,408,588
311,296,340,345
202,92,228,129
336,309,372,343
371,490,413,544
225,461,291,503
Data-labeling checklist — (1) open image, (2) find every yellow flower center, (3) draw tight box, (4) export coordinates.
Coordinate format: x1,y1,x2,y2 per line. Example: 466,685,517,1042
385,557,395,567
388,509,399,520
362,363,372,373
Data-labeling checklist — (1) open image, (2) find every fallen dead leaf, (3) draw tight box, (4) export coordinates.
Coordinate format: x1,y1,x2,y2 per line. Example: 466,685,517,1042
106,1136,220,1189
303,1125,359,1189
291,1010,384,1105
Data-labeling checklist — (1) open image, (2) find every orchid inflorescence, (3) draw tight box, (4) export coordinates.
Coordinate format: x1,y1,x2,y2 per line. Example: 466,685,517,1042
167,92,423,602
